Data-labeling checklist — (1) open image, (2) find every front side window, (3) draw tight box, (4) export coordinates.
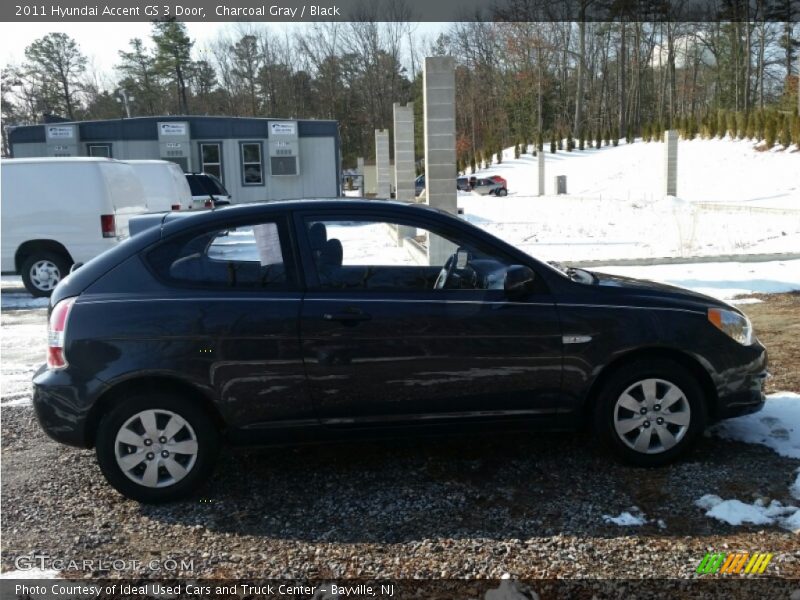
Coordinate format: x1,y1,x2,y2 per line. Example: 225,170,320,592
148,221,290,289
240,142,264,185
304,217,514,292
200,143,223,181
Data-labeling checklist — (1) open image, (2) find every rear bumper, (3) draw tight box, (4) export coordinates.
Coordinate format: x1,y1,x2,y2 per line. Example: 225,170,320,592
32,364,108,448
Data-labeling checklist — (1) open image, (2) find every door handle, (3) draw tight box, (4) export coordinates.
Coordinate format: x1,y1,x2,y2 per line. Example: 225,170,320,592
323,309,372,323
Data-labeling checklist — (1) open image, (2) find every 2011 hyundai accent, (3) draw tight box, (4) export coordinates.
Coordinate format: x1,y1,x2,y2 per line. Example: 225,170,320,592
33,200,767,502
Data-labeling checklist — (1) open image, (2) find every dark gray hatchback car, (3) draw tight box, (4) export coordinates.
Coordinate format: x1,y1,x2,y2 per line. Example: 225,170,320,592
33,200,767,502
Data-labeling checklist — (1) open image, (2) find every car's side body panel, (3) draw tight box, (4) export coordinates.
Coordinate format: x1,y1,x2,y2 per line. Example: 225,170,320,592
32,200,767,452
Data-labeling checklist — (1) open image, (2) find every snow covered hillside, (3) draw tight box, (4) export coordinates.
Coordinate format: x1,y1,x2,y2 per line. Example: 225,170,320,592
469,137,799,208
459,138,800,262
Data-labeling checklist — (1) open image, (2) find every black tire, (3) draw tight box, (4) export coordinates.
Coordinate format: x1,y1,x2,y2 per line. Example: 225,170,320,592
497,188,508,196
95,393,219,503
594,359,707,467
20,251,72,297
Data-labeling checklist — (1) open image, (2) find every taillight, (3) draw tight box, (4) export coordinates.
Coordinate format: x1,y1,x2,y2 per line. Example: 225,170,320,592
171,203,181,211
204,199,213,208
47,297,76,369
100,214,116,238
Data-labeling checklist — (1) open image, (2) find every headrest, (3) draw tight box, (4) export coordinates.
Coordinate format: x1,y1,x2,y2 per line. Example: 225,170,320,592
308,222,328,251
319,238,343,267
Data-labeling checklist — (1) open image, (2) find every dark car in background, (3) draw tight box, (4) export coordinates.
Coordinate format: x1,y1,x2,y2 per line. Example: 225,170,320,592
185,173,232,208
33,200,766,502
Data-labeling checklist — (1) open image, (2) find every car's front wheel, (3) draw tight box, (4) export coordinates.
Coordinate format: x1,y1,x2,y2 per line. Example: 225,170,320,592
595,359,707,466
95,393,219,503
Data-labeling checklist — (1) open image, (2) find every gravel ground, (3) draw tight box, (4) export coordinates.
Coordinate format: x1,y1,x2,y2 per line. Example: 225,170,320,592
1,285,799,580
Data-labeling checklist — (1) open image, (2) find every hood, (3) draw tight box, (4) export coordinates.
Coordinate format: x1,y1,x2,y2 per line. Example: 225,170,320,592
590,270,734,310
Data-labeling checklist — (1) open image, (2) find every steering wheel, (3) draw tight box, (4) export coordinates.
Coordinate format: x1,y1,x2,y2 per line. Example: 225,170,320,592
433,253,457,290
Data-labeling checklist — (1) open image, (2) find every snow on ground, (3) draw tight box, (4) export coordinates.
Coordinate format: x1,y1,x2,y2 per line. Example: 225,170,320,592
475,137,799,208
792,469,800,501
602,509,648,526
590,260,800,302
704,392,800,532
711,392,800,459
458,137,800,262
0,568,60,579
696,494,800,532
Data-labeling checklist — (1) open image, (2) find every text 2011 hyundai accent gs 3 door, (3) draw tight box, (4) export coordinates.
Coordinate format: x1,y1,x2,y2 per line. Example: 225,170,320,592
32,200,767,502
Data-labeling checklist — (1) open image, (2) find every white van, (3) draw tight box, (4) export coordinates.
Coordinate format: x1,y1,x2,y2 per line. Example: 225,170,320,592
1,157,148,296
125,160,192,212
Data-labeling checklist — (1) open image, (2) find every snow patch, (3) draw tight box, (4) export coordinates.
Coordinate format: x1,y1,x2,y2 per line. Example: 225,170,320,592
696,494,800,532
603,508,648,526
791,469,800,501
711,392,800,458
0,568,60,578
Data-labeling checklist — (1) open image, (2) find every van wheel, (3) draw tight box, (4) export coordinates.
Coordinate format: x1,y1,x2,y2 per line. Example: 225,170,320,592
21,252,71,297
594,359,707,467
95,393,219,503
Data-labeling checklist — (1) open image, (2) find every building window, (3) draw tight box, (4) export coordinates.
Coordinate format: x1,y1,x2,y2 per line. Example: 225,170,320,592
199,142,223,181
87,143,112,158
240,142,264,186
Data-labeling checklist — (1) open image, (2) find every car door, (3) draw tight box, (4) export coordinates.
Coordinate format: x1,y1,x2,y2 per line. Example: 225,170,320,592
142,214,312,435
295,208,563,427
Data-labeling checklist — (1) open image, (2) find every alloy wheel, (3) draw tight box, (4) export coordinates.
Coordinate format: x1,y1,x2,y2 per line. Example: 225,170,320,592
114,409,199,488
613,378,691,454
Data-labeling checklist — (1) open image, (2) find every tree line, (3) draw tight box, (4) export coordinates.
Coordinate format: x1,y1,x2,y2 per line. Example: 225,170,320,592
2,19,798,165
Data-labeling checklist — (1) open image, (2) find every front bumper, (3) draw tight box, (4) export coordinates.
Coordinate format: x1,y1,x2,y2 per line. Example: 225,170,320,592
711,342,768,421
32,364,108,448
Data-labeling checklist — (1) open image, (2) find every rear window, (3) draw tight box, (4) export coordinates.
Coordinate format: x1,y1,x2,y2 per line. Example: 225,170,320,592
186,174,227,197
146,220,293,290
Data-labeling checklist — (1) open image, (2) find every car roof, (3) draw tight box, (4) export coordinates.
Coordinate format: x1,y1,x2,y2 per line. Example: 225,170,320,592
160,198,453,233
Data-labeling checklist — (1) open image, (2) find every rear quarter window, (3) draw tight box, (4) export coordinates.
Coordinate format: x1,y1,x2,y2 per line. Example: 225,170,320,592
146,220,294,290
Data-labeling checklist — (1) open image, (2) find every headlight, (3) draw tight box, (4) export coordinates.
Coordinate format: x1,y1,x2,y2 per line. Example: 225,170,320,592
708,308,753,345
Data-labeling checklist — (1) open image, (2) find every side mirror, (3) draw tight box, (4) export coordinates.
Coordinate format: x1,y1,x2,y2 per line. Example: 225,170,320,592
504,265,535,296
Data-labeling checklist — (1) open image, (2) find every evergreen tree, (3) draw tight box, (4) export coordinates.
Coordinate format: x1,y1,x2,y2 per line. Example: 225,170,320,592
779,113,792,147
764,113,778,147
152,19,194,114
23,33,87,120
745,112,756,139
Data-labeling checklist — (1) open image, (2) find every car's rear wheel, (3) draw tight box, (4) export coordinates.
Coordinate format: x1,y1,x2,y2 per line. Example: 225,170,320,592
595,359,707,466
95,393,219,503
21,251,71,297
497,188,508,196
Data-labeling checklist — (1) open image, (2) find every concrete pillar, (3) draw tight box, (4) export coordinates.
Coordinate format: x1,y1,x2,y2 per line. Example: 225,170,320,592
537,151,545,196
375,129,391,198
393,103,416,201
356,157,364,194
423,56,457,265
664,129,678,196
392,102,417,242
